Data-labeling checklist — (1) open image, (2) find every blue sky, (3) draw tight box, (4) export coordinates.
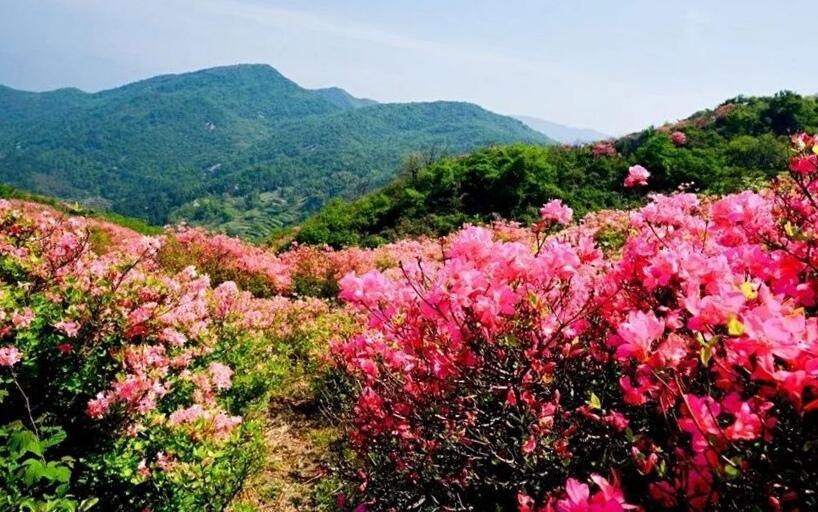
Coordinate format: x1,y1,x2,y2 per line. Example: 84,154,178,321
0,0,812,134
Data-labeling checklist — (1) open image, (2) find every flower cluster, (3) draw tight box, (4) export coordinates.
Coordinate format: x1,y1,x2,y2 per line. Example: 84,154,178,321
671,130,687,146
592,142,618,158
331,142,818,510
624,165,650,187
0,200,335,509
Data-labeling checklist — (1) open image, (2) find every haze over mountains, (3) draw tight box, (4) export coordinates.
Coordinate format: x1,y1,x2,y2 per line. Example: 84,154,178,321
513,115,610,144
0,64,552,238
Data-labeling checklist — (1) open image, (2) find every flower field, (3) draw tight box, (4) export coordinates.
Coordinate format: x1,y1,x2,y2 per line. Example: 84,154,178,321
2,134,818,511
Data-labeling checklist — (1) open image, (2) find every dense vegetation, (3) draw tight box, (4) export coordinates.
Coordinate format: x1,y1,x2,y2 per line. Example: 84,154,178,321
296,92,816,247
0,183,161,236
4,129,818,511
0,64,549,239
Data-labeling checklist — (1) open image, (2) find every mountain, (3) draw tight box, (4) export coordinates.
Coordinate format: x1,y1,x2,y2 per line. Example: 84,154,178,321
311,86,377,109
295,92,817,247
513,115,610,144
0,64,550,239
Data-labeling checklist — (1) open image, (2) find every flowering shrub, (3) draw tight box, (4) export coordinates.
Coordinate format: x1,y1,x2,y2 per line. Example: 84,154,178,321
624,165,650,188
0,201,325,509
592,142,618,158
671,131,687,146
330,137,818,510
160,226,292,296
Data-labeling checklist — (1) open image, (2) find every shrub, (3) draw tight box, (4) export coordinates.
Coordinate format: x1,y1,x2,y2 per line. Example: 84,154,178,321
0,202,272,510
330,137,818,510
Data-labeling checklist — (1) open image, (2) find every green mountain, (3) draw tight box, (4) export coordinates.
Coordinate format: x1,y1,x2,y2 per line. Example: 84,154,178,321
311,87,378,109
0,64,550,239
296,92,817,247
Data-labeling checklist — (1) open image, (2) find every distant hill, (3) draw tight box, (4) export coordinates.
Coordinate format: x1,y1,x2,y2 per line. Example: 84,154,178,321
311,87,378,109
0,64,550,239
513,115,610,144
295,92,817,247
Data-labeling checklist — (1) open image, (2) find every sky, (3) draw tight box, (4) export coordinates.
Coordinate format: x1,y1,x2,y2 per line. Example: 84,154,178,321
0,0,813,135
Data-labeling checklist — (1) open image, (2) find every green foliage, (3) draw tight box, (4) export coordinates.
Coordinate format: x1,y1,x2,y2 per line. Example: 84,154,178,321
0,422,98,511
0,65,548,240
298,92,817,247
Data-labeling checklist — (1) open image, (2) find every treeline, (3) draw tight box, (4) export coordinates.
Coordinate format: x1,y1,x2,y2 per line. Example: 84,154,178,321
295,92,816,247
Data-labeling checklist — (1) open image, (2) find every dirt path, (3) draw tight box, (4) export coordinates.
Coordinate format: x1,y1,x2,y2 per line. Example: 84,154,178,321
232,392,339,511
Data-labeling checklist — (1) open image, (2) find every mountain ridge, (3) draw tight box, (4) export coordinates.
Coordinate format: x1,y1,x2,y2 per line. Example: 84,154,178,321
0,64,550,239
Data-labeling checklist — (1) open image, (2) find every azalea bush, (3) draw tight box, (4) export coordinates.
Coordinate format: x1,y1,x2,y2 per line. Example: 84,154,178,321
0,202,320,510
329,135,818,511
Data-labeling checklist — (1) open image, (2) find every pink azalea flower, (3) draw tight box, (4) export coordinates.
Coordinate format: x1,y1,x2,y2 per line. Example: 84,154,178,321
517,493,535,512
11,308,34,328
790,155,817,175
55,320,80,338
671,131,687,146
0,345,22,367
624,165,650,187
540,199,573,226
208,362,234,390
521,435,538,454
614,310,664,362
557,478,590,512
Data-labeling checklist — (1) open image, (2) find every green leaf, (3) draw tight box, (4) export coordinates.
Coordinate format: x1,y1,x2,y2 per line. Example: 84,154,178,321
79,498,99,511
10,430,43,457
588,392,602,410
21,459,47,486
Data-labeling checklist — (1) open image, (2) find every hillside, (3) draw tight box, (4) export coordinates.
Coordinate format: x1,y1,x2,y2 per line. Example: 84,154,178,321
3,136,818,510
0,64,550,239
513,115,610,144
296,92,817,247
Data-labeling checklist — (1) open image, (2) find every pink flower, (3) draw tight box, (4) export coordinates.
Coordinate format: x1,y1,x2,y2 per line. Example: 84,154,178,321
55,320,80,338
0,345,22,367
169,404,206,426
208,362,233,390
539,199,573,226
137,459,151,478
614,310,664,362
155,451,177,472
592,142,617,158
517,493,535,512
790,155,818,175
521,435,537,454
212,412,242,439
11,308,34,328
557,474,636,512
624,165,650,187
158,328,187,347
671,131,687,146
557,478,589,512
87,392,111,419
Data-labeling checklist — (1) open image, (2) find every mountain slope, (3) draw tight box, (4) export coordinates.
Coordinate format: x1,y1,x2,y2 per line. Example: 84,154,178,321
311,87,377,109
513,115,610,144
0,64,549,238
295,92,817,247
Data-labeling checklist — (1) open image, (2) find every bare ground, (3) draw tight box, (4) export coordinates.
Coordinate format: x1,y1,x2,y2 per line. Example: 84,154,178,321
231,385,340,511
